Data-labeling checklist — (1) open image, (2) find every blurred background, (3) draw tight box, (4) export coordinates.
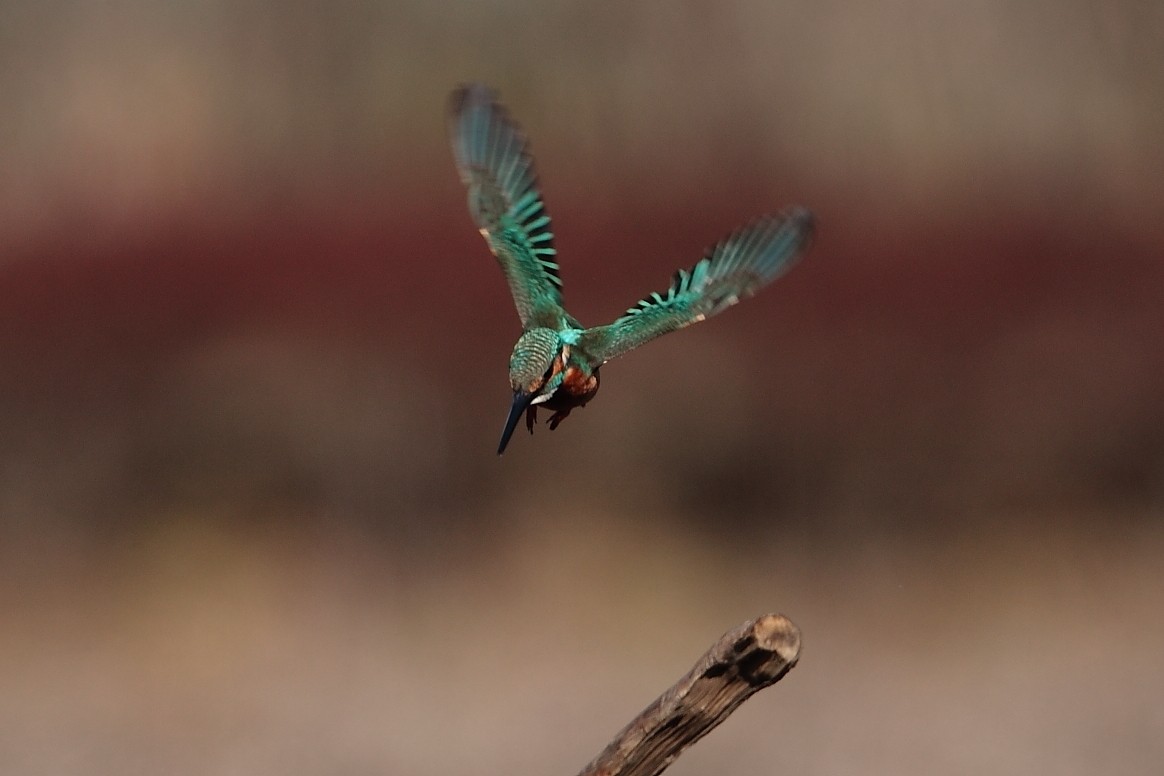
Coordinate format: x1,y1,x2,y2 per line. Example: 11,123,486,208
2,1,1163,773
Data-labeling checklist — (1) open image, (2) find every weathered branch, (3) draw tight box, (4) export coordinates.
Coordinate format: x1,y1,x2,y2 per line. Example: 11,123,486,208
576,613,801,776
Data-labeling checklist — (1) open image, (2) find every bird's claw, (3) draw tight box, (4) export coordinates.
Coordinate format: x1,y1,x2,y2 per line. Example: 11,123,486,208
525,405,537,435
547,409,570,431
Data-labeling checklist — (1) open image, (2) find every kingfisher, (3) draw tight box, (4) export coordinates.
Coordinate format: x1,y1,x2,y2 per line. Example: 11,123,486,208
449,84,816,454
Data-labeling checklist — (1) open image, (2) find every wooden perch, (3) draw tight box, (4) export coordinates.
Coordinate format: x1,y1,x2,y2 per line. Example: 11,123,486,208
576,613,801,776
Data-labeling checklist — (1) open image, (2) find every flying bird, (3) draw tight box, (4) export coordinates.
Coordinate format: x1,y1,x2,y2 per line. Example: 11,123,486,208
449,84,815,454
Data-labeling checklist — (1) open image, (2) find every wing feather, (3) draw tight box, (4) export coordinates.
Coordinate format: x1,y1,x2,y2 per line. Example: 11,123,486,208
449,84,573,330
579,209,815,364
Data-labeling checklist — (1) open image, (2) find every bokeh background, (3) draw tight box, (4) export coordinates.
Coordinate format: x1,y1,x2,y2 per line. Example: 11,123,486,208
2,1,1163,774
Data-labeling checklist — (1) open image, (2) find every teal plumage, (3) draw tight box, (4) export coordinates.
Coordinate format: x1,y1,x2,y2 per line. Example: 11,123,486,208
449,84,577,332
508,328,560,392
449,84,815,454
578,211,814,363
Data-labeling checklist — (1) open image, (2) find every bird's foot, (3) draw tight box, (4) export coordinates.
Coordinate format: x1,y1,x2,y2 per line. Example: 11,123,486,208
525,405,537,435
547,408,571,431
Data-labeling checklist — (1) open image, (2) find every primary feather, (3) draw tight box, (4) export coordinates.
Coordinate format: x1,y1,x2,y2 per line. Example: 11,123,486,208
449,84,574,331
578,209,815,364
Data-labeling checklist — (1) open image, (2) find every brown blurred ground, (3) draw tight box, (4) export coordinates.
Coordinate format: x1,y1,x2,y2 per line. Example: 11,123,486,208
1,2,1163,774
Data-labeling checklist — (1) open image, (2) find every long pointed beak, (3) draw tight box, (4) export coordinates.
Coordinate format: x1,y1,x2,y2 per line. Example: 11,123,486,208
498,390,534,455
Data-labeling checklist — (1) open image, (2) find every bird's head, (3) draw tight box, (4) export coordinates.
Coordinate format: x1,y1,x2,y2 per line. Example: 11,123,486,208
498,328,568,454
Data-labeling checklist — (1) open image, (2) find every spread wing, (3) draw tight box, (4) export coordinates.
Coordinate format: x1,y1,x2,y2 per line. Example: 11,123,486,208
449,84,574,331
578,209,814,365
